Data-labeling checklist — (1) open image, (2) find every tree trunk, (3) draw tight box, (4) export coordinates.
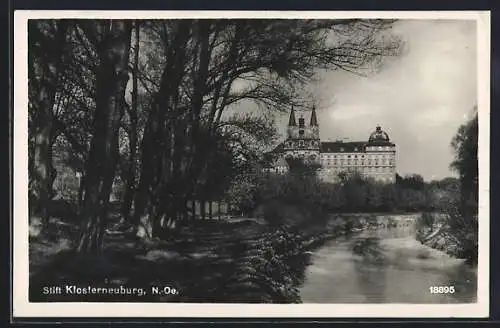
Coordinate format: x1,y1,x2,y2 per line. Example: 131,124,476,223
28,20,68,227
131,21,191,235
77,173,85,214
121,20,140,222
182,199,189,221
77,20,133,254
200,199,206,220
131,94,162,227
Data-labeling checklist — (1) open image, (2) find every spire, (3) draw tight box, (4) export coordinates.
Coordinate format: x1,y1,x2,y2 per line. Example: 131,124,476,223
310,105,318,126
288,106,296,126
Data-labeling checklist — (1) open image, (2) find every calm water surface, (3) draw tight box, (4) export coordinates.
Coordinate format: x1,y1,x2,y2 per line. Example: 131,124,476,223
299,216,477,303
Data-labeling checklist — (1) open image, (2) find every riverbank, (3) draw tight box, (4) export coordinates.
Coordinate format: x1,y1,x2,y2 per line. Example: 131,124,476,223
415,211,478,266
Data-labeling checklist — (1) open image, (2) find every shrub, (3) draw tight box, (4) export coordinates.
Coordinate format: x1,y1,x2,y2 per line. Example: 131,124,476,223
442,203,478,265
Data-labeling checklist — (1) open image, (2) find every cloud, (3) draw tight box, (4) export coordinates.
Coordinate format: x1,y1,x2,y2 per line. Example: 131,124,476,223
306,19,478,181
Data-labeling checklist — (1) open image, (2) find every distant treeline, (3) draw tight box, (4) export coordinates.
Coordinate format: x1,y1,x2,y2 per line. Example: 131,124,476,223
228,171,461,216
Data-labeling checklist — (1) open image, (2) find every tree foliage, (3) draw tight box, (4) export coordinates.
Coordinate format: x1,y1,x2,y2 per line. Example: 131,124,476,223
450,106,478,209
228,170,455,219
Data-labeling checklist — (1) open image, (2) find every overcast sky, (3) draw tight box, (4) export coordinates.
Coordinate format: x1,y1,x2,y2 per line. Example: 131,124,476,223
274,19,478,181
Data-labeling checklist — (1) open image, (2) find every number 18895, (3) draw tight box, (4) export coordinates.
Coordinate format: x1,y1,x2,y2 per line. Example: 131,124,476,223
429,286,455,294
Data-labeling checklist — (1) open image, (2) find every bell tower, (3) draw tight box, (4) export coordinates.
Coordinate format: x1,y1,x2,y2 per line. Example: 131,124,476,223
284,106,321,166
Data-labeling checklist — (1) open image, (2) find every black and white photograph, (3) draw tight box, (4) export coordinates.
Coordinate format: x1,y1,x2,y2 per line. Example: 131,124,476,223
13,10,490,318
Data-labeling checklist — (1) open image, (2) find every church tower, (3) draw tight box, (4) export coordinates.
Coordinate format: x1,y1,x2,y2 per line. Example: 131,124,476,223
284,106,321,166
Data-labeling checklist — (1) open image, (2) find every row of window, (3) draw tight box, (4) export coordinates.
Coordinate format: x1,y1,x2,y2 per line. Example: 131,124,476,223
323,160,395,166
287,144,395,152
366,146,395,151
320,154,395,159
321,167,394,173
265,167,395,177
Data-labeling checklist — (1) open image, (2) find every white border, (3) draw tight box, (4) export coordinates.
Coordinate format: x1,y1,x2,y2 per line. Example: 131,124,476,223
13,10,491,318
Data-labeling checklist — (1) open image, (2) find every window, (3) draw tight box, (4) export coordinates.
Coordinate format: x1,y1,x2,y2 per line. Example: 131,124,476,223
299,129,304,136
299,140,304,147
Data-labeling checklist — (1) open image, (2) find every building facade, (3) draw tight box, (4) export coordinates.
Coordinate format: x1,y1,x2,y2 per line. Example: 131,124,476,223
265,107,397,183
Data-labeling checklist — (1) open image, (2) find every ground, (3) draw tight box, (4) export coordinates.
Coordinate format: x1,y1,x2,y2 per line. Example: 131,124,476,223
29,211,327,303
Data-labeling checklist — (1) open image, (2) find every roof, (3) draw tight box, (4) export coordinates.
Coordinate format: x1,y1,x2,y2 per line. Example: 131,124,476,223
288,107,296,126
310,106,318,126
320,141,395,152
368,125,391,142
366,140,396,147
264,138,396,162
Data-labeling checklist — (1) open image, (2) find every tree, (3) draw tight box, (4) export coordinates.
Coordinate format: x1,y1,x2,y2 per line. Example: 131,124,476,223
76,20,133,253
437,106,480,265
28,20,70,226
366,181,383,211
53,18,403,241
341,173,368,212
450,106,478,213
286,157,321,177
397,174,425,190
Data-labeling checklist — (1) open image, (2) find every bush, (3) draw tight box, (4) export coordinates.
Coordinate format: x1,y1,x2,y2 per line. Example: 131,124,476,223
249,171,453,215
442,203,478,265
418,199,478,266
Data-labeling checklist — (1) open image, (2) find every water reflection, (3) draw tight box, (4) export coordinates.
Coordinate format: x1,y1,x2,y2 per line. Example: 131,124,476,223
299,216,477,303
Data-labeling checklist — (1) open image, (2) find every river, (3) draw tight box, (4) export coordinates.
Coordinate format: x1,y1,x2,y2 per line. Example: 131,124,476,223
299,215,477,303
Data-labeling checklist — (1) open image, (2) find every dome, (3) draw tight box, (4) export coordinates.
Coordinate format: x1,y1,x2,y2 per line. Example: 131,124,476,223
368,125,390,143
